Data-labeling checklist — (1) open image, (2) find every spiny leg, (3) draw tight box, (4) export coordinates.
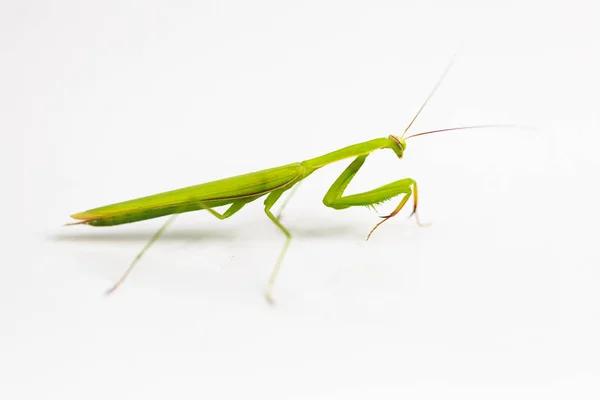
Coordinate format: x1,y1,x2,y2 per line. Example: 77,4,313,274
322,154,424,240
263,189,292,304
369,179,429,239
105,199,247,294
366,193,410,241
406,180,430,228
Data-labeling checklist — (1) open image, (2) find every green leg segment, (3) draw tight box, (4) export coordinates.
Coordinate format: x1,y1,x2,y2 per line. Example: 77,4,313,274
106,199,248,295
322,154,425,240
202,199,247,220
263,189,293,304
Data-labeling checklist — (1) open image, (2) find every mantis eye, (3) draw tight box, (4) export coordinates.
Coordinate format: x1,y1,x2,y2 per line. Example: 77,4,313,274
399,138,407,151
388,135,406,158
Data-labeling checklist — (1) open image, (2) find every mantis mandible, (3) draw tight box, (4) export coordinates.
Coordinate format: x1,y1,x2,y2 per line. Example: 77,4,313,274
69,61,507,302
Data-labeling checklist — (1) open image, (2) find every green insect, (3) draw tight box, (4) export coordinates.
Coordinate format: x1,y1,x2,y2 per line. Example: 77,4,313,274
69,61,507,302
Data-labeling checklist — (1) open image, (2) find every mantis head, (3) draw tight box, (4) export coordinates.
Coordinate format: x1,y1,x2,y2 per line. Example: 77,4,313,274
388,135,407,158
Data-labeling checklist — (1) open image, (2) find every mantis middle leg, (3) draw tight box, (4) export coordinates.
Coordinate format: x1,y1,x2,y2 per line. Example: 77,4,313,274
262,188,294,304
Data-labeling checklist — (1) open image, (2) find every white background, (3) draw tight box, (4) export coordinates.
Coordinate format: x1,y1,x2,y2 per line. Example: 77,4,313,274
4,0,600,399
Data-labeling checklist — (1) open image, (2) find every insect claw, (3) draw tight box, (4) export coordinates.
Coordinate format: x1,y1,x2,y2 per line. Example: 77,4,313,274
265,285,277,306
410,211,432,227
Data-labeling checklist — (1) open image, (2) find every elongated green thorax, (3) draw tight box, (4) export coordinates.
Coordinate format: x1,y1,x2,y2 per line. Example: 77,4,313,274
301,136,401,170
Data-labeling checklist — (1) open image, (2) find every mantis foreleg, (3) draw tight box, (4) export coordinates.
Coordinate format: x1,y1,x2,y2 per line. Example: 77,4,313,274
322,154,425,240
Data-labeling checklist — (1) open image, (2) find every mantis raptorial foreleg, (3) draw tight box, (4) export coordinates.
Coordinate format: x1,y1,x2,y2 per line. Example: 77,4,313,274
105,199,248,294
322,154,426,240
263,188,293,303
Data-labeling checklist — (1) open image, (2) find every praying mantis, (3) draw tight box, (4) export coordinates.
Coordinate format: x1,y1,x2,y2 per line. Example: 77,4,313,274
69,60,509,302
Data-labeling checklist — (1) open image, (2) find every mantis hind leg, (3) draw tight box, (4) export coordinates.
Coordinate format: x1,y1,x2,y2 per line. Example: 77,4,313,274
105,199,248,294
322,154,426,240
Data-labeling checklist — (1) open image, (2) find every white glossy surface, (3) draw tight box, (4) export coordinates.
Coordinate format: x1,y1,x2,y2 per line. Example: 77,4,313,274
4,1,600,399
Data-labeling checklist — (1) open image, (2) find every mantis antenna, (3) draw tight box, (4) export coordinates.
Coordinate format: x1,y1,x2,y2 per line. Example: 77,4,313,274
401,56,533,141
404,124,529,140
402,56,455,138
